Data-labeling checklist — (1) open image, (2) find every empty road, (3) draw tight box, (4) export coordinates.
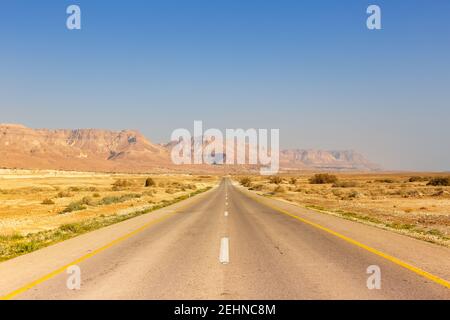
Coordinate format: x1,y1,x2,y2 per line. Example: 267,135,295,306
0,178,449,299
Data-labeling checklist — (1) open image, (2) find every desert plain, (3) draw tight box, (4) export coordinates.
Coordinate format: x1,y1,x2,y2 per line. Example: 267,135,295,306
0,169,218,261
235,172,450,246
1,169,450,262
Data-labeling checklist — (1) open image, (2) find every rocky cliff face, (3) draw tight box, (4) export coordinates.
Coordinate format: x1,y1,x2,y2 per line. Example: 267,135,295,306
0,124,380,172
0,124,170,172
280,149,380,171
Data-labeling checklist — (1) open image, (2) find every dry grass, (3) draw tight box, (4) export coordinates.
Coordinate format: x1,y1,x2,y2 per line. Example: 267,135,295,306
235,172,450,246
0,169,218,237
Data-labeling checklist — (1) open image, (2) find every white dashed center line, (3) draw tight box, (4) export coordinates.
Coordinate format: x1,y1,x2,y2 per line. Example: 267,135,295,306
219,237,229,264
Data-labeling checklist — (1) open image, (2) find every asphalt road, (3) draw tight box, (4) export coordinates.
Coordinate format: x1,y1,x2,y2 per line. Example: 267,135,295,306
1,178,449,299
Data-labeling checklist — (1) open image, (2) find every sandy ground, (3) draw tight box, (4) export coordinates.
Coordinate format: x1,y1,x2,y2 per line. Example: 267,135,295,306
0,169,218,235
234,172,450,245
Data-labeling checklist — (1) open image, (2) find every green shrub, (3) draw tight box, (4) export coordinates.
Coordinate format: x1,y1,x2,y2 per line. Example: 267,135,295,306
59,223,81,233
309,174,338,184
61,201,86,214
98,196,120,205
98,193,141,206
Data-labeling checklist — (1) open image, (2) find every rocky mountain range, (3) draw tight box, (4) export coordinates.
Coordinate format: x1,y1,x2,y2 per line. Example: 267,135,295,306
0,124,380,173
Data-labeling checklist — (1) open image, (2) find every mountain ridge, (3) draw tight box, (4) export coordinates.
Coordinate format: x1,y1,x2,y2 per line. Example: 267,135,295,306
0,124,380,172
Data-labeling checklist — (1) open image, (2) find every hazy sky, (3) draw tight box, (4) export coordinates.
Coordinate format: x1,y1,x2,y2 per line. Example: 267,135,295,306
1,0,449,171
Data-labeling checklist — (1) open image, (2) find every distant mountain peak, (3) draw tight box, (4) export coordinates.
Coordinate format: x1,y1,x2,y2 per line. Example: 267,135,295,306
280,149,380,171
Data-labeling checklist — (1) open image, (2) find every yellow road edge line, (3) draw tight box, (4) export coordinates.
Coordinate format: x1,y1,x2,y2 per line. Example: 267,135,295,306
0,189,210,300
238,187,450,290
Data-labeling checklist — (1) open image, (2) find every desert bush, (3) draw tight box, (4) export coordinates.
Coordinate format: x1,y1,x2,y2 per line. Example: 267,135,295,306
98,196,120,205
249,184,263,191
309,174,338,184
61,201,86,214
427,177,450,186
81,196,95,206
120,193,141,201
239,177,252,187
112,179,133,190
165,188,176,194
408,176,430,183
143,190,155,196
289,177,298,184
145,177,156,187
274,185,286,193
269,176,283,184
347,190,362,199
400,189,423,198
68,186,81,192
92,193,101,198
41,198,55,205
433,190,450,197
57,191,73,198
332,181,359,188
375,179,395,184
98,193,141,206
59,223,82,233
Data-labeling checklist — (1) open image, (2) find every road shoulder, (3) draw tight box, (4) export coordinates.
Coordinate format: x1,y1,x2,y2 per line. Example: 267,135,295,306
236,185,450,283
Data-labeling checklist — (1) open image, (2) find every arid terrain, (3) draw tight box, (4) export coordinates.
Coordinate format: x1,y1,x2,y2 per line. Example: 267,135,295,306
0,124,387,262
0,169,218,261
0,124,378,172
234,173,450,246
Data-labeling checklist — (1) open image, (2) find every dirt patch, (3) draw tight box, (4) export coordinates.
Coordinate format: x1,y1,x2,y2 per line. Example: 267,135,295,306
234,173,450,246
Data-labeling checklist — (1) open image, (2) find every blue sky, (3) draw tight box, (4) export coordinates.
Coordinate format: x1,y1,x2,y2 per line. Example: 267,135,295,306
0,0,449,171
